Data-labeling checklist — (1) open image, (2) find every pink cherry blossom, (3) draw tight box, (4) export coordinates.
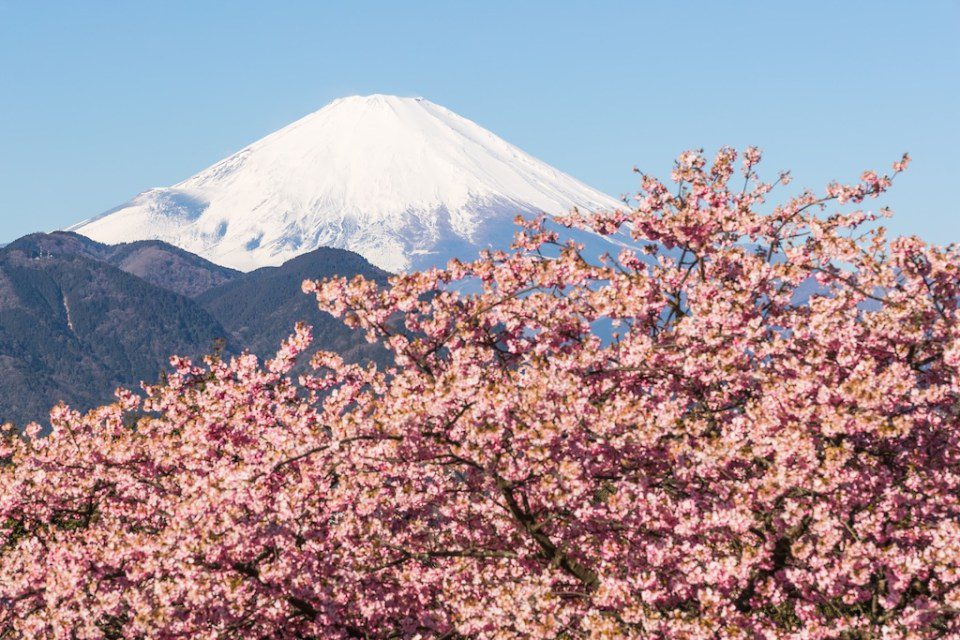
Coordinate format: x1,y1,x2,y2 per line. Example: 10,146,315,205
2,149,957,639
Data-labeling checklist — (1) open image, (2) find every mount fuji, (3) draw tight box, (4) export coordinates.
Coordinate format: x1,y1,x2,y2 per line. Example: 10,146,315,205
69,95,622,273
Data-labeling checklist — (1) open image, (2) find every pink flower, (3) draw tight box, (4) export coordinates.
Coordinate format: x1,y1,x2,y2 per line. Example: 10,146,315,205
2,148,951,640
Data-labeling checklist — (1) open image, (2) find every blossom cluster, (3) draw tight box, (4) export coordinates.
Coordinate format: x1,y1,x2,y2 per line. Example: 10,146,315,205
3,149,959,639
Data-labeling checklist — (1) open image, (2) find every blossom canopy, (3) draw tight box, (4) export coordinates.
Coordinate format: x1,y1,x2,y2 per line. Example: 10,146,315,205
3,148,959,639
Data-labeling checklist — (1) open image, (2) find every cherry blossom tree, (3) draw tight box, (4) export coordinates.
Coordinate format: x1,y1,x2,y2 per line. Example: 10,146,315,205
3,148,959,639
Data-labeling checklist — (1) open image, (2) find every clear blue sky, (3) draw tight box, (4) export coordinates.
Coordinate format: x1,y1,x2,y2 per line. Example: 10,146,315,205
1,1,957,244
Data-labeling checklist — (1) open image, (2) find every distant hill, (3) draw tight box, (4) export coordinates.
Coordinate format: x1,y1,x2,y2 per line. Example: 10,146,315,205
7,232,239,297
197,246,392,368
0,234,393,426
0,245,232,427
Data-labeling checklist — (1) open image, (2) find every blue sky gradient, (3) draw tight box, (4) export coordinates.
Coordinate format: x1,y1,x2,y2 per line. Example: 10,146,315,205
1,1,957,243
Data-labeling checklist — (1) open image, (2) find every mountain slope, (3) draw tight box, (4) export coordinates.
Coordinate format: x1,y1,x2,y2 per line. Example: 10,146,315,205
7,231,239,297
69,94,622,273
197,246,391,368
0,235,392,425
0,246,232,427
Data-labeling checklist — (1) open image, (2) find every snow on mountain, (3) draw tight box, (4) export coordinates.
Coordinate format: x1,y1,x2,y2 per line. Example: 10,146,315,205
69,95,623,273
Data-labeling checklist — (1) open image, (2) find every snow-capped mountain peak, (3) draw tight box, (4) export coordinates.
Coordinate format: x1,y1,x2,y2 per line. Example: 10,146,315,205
69,94,622,272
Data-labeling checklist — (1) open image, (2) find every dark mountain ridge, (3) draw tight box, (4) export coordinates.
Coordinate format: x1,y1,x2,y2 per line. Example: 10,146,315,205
0,245,232,426
0,233,391,426
7,232,240,297
197,246,392,368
